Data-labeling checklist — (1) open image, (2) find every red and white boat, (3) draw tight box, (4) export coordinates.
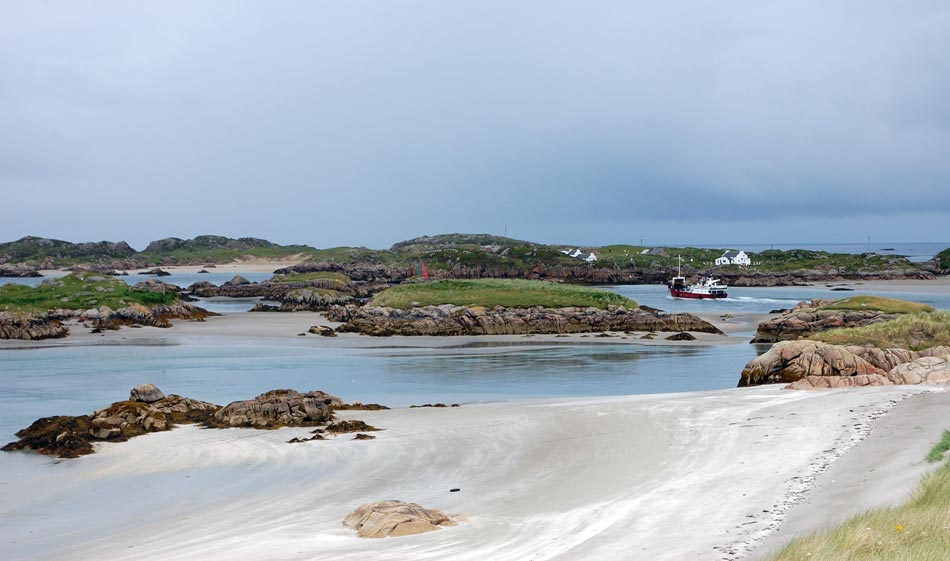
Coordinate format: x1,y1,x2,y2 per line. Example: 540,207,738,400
668,257,728,299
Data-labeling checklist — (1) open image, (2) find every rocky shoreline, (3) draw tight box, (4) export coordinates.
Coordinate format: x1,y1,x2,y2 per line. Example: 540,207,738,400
739,340,950,389
751,299,898,343
327,304,723,337
0,302,215,340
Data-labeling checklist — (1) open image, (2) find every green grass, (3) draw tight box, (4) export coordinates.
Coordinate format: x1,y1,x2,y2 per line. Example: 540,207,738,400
936,249,950,270
270,271,351,285
368,279,637,310
927,430,950,463
0,273,178,313
818,296,935,314
764,446,950,561
811,311,950,351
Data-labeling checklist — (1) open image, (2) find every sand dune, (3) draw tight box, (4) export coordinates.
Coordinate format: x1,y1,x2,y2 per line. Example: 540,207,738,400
3,385,946,561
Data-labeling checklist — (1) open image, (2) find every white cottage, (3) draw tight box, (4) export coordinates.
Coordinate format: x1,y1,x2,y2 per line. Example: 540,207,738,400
715,250,751,266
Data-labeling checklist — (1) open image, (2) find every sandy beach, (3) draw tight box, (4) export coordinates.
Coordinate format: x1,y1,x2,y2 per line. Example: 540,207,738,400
2,385,946,561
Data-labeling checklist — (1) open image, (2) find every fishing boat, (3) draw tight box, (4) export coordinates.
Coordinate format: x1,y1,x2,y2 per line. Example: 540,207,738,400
668,257,728,299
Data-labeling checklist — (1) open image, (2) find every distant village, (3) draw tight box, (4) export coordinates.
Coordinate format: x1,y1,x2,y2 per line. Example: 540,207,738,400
561,247,753,267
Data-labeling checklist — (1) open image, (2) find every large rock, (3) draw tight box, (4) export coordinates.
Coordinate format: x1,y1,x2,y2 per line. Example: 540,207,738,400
343,500,457,538
741,340,950,389
209,389,341,429
328,304,723,337
739,341,888,386
888,357,950,385
130,383,166,403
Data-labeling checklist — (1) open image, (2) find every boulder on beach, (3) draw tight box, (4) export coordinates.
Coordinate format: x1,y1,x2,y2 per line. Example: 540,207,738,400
209,389,341,429
343,500,458,538
308,325,337,337
143,268,171,277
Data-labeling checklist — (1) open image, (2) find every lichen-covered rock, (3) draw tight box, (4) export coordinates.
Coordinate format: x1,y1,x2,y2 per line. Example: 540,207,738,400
0,311,69,340
343,500,457,538
130,383,166,403
752,306,897,343
209,389,341,429
2,390,219,458
328,304,722,337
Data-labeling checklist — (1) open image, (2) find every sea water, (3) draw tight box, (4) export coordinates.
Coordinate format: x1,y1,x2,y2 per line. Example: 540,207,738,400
0,341,759,444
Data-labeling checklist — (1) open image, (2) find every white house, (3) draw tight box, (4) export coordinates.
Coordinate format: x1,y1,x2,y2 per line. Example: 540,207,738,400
715,250,751,266
584,252,598,263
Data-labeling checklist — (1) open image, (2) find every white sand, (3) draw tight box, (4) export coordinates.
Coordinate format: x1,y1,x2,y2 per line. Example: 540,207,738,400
804,275,950,295
3,385,946,561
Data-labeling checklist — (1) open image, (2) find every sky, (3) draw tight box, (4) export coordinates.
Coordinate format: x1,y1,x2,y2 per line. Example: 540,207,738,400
2,1,949,250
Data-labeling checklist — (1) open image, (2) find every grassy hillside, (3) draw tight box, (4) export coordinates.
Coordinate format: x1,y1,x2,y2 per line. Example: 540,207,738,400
818,296,935,314
0,236,136,266
0,273,178,313
811,311,950,351
369,279,637,309
764,448,950,561
0,232,925,274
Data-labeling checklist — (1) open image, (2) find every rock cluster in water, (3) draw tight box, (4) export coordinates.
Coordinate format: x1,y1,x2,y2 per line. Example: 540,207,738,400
751,300,897,343
343,500,458,538
2,386,378,458
739,340,950,389
326,304,723,337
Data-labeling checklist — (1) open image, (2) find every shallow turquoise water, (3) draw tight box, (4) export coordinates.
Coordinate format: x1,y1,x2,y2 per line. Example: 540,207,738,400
0,340,758,443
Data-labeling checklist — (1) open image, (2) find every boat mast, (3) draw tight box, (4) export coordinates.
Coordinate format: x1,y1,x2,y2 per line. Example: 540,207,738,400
677,255,682,277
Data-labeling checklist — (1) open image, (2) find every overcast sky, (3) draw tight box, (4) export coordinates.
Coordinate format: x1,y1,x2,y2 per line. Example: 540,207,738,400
2,1,949,250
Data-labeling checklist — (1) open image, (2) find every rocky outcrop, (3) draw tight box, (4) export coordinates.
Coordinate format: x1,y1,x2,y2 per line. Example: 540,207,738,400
209,389,341,429
740,340,950,388
3,387,357,458
0,263,42,277
0,311,69,340
343,501,458,538
752,302,897,343
888,356,950,385
740,341,887,386
143,268,171,276
328,304,723,337
272,289,353,311
1,389,219,458
94,302,215,329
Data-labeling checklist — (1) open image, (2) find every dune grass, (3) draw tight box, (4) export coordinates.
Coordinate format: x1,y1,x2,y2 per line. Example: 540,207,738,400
0,273,178,313
369,279,637,310
811,311,950,351
927,431,950,463
818,296,934,314
764,442,950,561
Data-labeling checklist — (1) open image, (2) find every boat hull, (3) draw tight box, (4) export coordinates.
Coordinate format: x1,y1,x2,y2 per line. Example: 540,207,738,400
668,288,728,299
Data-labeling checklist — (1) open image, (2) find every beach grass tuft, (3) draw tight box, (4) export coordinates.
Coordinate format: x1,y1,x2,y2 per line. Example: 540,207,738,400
927,430,950,463
369,279,636,310
764,454,950,561
810,311,950,351
818,296,934,314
